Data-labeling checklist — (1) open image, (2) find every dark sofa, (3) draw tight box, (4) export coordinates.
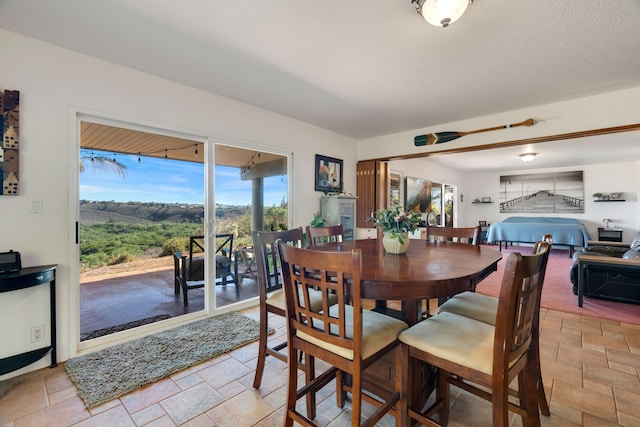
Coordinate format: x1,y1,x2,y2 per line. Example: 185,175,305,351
570,231,640,306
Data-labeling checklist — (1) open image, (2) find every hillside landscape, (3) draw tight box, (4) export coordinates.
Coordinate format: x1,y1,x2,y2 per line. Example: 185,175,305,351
79,200,282,271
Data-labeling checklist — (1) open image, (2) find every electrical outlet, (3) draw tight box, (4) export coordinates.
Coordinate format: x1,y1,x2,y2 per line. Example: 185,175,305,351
31,325,45,343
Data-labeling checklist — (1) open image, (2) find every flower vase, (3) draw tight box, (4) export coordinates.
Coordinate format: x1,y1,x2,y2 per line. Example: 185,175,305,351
382,232,410,254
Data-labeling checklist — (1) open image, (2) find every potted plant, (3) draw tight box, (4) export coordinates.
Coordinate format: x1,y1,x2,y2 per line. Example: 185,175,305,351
371,206,422,254
309,212,325,228
593,193,603,200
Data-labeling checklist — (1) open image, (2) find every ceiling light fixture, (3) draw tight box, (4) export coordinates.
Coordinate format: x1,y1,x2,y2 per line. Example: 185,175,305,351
411,0,472,28
519,153,537,163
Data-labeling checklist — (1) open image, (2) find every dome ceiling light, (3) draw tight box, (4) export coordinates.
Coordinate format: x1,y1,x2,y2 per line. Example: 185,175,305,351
411,0,473,28
519,153,537,163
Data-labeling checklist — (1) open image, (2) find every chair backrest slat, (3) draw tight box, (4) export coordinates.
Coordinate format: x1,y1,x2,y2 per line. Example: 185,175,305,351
426,226,480,245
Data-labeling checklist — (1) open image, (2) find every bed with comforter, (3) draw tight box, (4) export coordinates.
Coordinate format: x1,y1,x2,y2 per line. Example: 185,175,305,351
487,217,592,256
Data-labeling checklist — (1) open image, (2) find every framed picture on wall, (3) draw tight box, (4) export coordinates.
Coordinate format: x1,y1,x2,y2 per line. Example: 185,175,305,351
389,170,403,208
405,176,432,213
315,154,343,192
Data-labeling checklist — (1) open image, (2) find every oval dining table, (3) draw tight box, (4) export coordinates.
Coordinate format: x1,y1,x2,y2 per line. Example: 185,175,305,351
308,237,503,407
308,238,503,325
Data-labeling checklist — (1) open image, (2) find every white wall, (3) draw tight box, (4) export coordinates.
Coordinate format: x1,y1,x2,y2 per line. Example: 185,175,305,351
463,162,638,241
0,30,358,379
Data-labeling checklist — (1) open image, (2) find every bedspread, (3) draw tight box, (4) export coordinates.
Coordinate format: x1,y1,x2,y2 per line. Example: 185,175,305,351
487,217,592,247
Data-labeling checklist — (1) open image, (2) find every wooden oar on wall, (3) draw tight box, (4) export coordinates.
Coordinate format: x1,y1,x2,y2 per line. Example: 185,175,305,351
414,118,537,146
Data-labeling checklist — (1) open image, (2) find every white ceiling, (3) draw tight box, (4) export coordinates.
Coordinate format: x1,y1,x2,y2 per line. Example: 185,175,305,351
1,0,640,171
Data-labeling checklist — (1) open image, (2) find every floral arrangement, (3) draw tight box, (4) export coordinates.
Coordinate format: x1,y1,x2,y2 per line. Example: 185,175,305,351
371,206,422,243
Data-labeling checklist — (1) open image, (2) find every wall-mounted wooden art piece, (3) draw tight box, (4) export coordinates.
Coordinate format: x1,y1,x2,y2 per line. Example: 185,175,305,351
1,89,19,196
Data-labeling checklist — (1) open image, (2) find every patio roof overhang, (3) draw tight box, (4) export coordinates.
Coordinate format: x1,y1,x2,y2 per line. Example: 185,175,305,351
80,121,286,177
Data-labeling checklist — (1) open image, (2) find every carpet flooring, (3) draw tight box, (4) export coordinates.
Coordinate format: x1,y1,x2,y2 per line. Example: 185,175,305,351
476,245,640,325
65,311,263,408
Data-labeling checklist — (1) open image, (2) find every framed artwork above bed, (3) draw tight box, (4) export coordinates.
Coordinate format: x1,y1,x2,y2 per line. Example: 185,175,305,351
499,170,584,214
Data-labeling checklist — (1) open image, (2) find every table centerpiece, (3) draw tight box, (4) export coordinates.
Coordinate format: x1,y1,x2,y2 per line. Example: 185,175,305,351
371,206,422,254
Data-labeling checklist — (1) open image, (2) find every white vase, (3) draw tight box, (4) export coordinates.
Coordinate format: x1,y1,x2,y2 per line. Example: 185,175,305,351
382,232,410,254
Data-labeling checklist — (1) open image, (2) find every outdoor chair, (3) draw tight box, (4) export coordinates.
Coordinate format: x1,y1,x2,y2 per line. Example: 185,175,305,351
173,233,236,305
305,224,344,247
278,242,409,426
233,245,257,284
398,240,550,427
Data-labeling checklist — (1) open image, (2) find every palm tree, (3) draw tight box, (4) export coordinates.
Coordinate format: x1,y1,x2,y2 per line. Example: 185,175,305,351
79,152,127,177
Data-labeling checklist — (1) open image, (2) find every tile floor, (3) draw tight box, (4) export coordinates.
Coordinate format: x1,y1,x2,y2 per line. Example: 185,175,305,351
1,305,640,426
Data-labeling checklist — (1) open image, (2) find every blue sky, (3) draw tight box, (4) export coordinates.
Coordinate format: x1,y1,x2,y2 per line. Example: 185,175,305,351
80,150,288,206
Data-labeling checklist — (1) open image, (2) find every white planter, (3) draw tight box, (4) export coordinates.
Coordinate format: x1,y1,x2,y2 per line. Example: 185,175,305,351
382,232,410,254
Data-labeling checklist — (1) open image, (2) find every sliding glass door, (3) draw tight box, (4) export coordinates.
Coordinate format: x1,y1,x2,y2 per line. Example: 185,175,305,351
212,144,288,309
75,115,290,345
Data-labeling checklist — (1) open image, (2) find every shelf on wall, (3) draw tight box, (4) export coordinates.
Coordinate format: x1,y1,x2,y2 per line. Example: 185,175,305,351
594,200,626,202
472,201,493,204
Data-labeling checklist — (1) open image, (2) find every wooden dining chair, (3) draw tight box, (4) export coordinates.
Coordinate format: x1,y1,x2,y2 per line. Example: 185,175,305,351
305,224,344,247
422,225,480,316
278,242,409,427
251,227,306,389
398,241,550,427
436,234,554,416
426,225,480,245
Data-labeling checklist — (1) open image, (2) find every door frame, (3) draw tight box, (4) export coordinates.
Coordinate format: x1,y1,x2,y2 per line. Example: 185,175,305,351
69,107,293,356
69,108,213,356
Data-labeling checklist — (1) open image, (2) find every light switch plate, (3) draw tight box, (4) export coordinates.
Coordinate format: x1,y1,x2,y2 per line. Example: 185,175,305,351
29,197,43,214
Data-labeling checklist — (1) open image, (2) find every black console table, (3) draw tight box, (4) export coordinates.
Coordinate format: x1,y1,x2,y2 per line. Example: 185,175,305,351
0,265,57,375
597,228,623,243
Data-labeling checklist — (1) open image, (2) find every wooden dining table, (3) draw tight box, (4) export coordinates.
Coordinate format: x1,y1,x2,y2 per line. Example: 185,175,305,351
308,238,503,325
308,237,503,405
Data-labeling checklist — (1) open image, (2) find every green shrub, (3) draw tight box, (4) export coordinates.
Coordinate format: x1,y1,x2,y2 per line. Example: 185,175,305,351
108,253,134,265
161,237,189,256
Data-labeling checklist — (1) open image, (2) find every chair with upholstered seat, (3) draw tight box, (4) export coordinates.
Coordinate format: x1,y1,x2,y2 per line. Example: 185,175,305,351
422,225,481,316
398,240,550,427
305,224,344,247
437,234,553,415
426,225,480,245
251,228,306,390
278,242,409,427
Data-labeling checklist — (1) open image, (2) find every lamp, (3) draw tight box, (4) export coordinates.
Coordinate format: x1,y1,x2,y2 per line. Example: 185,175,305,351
412,0,472,28
519,153,537,163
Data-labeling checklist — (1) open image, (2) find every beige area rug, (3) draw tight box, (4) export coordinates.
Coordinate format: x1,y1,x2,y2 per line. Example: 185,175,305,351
65,311,264,408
